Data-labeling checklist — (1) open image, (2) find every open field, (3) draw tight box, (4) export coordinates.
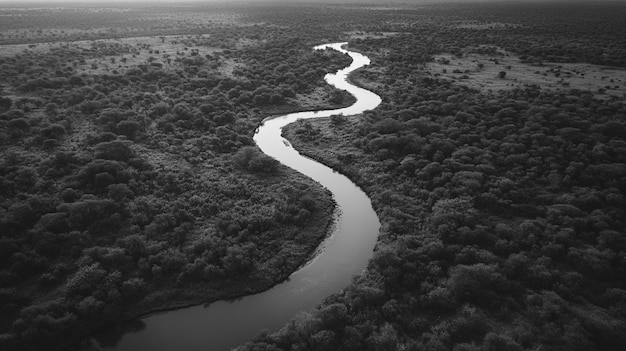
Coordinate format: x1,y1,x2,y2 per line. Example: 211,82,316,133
344,30,401,40
428,48,626,99
0,6,247,45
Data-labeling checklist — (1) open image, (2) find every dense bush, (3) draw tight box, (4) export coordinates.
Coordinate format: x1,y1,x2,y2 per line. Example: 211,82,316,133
233,146,279,174
2,2,626,351
240,2,626,351
0,5,350,350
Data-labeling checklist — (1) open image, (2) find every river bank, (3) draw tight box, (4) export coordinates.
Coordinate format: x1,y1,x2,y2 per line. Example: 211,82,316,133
95,87,359,330
94,42,381,351
86,171,335,349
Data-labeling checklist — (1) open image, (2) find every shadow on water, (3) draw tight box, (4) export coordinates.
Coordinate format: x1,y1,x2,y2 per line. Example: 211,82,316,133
91,319,146,349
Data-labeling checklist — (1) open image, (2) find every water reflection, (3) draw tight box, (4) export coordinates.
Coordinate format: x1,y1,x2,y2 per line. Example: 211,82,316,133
91,319,146,348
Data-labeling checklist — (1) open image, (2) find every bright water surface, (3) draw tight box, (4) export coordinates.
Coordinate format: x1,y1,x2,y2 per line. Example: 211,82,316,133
102,42,382,351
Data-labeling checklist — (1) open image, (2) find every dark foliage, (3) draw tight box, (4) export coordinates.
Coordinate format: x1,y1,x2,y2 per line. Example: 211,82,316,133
240,2,626,351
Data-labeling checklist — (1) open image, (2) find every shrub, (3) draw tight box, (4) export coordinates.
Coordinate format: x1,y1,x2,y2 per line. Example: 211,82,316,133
94,140,135,162
233,146,279,174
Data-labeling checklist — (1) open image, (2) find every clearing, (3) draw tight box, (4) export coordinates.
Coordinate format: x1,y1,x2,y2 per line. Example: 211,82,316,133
427,46,626,99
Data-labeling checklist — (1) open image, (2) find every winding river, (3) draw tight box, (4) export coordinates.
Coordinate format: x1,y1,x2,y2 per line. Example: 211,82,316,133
102,42,382,351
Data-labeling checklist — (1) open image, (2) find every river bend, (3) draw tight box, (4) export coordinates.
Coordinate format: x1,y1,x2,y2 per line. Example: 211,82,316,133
105,42,382,351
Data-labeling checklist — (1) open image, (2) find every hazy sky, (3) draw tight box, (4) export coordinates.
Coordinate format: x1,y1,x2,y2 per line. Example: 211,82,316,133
0,0,621,4
0,0,621,2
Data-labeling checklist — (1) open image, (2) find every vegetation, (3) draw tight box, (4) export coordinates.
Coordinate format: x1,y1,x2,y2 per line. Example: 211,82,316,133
239,2,626,351
0,4,355,351
1,1,626,351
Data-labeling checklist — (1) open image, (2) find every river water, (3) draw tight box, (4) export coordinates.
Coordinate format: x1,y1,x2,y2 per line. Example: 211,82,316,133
101,42,381,351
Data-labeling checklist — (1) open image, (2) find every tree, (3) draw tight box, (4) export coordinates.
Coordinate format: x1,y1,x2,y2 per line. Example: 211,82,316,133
221,245,254,275
64,263,107,296
94,140,135,162
367,323,398,351
329,89,344,104
430,197,477,240
233,146,279,174
482,332,523,351
115,120,140,140
44,103,60,118
149,102,170,117
330,114,346,125
318,303,349,331
107,183,134,202
0,96,13,112
79,100,101,116
40,124,66,140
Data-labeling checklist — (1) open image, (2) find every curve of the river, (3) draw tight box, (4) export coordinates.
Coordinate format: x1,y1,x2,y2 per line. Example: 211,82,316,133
103,42,381,351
